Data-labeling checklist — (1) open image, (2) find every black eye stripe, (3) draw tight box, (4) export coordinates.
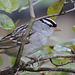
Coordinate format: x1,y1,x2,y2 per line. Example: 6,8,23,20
40,18,57,27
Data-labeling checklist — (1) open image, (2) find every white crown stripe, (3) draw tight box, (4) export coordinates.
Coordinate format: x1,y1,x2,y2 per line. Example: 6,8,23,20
40,18,57,27
46,18,57,24
42,19,53,26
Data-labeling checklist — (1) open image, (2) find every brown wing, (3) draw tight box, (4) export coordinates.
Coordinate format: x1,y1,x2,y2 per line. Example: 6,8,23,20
0,24,35,49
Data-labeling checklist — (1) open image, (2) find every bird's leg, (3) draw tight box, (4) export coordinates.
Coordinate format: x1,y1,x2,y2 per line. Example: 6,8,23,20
25,56,41,68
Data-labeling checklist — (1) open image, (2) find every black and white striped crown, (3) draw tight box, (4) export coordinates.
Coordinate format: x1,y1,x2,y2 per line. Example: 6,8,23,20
40,18,57,27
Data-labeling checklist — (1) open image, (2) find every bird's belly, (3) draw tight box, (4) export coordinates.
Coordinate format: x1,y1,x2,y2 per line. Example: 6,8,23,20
22,33,44,56
5,32,48,57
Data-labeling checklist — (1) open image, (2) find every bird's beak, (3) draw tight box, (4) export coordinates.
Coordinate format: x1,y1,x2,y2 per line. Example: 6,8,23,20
54,27,61,31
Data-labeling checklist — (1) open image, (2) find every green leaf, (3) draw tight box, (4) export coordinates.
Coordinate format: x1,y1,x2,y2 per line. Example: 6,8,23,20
0,0,19,13
18,0,28,7
20,71,40,75
9,57,16,66
0,56,3,67
0,13,15,30
69,45,75,50
51,58,61,66
47,0,64,20
72,25,75,32
54,41,74,53
47,46,53,52
54,45,71,54
52,58,70,67
10,0,19,12
59,72,70,75
59,58,70,64
59,64,75,69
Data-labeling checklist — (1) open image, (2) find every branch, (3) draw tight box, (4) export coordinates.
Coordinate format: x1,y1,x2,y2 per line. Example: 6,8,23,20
0,66,75,74
38,54,75,61
28,0,35,18
18,54,75,68
13,0,35,67
19,67,75,73
0,54,75,74
35,7,75,21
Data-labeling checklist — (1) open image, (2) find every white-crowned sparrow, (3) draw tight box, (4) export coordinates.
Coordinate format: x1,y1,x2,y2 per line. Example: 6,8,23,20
0,18,57,57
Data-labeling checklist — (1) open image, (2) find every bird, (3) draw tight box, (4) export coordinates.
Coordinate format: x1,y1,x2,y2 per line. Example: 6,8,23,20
0,18,57,57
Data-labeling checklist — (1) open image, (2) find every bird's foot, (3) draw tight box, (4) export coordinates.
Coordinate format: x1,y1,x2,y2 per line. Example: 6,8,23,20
25,56,41,68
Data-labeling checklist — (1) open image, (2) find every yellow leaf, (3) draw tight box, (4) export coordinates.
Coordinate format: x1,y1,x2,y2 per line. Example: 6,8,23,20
47,0,64,20
69,45,75,49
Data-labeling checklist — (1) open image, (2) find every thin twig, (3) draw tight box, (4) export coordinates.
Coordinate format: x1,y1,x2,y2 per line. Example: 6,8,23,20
38,54,75,61
19,67,75,73
50,58,73,66
24,54,75,67
35,7,75,21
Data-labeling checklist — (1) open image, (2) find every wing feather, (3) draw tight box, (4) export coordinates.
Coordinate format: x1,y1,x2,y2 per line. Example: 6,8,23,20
0,23,35,49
